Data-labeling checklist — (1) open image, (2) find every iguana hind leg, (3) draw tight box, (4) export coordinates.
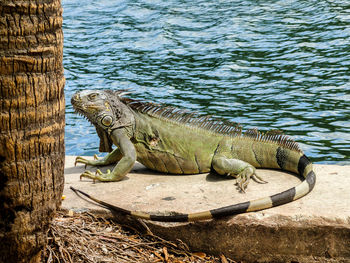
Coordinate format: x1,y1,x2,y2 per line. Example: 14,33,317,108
212,155,267,192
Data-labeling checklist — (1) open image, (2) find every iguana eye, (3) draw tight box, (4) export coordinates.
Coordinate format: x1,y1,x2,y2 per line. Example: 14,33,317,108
101,115,113,127
88,93,98,100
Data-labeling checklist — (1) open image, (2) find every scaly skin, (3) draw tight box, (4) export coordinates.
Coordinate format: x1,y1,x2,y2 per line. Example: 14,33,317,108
71,90,316,221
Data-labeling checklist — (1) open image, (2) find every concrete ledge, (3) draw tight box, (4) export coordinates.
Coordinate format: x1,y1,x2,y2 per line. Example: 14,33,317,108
63,156,350,262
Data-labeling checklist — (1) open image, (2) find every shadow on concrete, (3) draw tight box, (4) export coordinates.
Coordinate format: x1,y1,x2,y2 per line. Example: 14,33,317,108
205,172,233,182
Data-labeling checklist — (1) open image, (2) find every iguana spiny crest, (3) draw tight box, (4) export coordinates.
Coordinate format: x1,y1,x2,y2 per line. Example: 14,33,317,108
72,89,301,153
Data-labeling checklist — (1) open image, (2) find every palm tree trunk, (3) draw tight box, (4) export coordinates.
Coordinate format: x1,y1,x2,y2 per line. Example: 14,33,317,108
0,1,65,262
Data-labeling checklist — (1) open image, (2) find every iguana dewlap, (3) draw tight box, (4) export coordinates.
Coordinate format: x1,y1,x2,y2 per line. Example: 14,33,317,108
71,89,316,222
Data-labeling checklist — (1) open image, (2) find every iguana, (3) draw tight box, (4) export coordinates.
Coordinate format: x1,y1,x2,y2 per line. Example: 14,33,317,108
71,89,316,222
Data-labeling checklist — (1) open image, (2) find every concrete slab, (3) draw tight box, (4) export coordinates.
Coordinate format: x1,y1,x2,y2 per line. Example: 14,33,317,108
63,156,350,262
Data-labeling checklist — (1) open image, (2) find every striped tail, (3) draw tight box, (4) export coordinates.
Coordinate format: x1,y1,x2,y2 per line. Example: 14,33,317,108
70,154,316,222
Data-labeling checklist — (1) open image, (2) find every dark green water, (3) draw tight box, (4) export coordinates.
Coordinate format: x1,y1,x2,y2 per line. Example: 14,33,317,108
63,0,350,164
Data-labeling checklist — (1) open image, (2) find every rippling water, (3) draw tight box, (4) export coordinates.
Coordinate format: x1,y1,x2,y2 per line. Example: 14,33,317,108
63,0,350,164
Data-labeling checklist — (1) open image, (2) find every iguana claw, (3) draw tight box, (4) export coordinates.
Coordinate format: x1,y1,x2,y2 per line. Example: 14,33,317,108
80,170,95,180
234,166,266,193
75,156,91,167
75,155,104,168
75,154,117,168
252,174,268,184
76,153,125,182
236,172,250,193
236,171,268,192
80,168,116,182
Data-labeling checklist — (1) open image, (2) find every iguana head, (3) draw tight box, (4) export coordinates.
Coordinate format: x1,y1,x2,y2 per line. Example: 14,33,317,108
71,90,134,152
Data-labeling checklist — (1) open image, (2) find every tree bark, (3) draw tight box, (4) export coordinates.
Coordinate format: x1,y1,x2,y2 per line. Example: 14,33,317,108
0,1,65,262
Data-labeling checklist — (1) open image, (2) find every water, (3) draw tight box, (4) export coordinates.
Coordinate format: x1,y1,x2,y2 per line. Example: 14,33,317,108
63,0,350,164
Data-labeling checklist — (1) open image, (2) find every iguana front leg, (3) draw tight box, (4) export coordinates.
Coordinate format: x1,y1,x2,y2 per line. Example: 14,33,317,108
212,155,267,192
79,129,136,182
75,147,123,167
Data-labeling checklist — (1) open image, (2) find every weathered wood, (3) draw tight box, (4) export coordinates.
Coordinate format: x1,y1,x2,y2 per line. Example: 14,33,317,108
0,1,65,262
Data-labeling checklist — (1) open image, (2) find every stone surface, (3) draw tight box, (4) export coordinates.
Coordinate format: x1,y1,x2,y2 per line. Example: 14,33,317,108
63,156,350,262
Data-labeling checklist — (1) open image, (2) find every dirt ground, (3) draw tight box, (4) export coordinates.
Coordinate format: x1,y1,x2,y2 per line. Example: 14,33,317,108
42,209,237,263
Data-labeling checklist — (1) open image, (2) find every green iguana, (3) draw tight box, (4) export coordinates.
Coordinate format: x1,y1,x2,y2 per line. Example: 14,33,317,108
71,89,316,222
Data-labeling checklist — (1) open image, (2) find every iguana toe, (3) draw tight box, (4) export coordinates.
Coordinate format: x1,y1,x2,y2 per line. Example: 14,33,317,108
75,156,91,167
80,168,125,182
235,166,256,192
252,173,268,184
75,155,112,168
80,170,95,180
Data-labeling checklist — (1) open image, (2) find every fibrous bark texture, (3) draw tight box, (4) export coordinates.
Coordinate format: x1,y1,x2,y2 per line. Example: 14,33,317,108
0,1,65,262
